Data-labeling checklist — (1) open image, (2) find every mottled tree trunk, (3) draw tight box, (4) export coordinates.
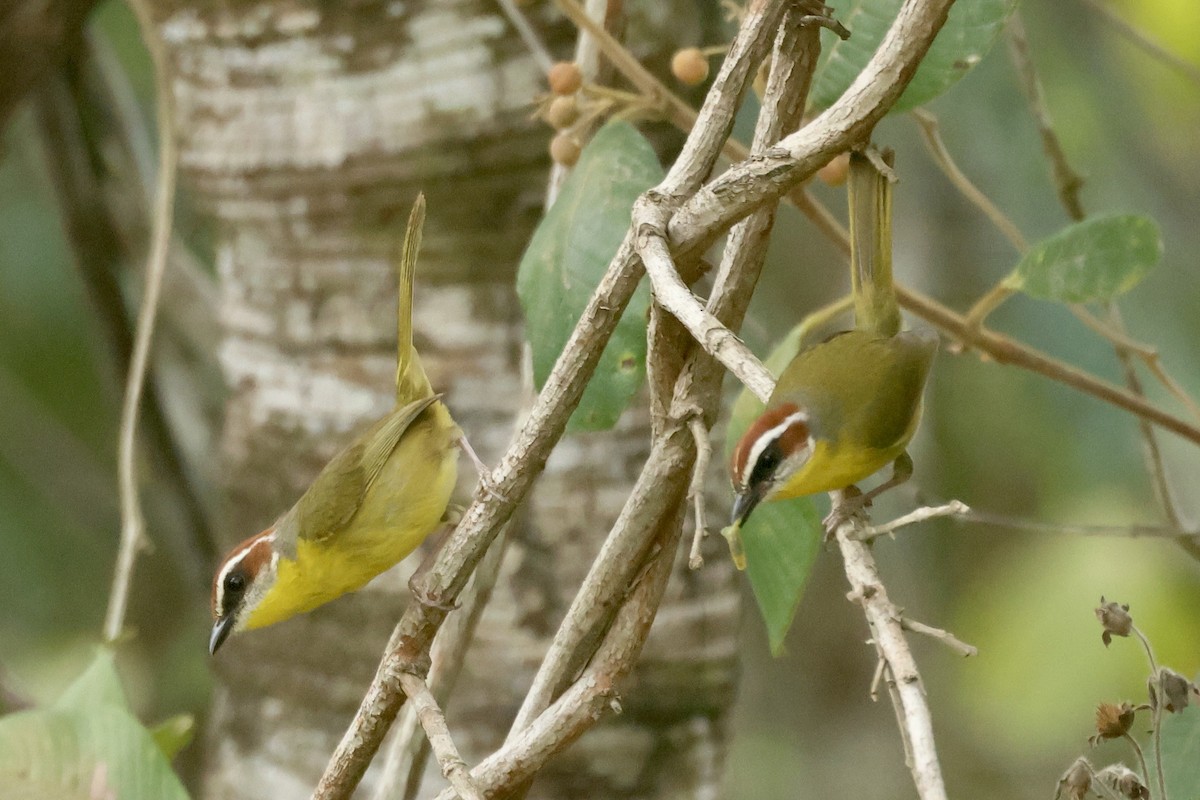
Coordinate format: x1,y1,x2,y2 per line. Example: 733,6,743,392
144,1,740,796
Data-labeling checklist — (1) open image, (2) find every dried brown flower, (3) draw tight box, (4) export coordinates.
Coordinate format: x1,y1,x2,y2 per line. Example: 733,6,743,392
1090,701,1136,745
1150,667,1197,713
1096,597,1133,646
1096,764,1149,799
1054,757,1092,800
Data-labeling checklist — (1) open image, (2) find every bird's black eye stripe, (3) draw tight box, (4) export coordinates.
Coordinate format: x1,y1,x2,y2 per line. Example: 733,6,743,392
749,439,783,487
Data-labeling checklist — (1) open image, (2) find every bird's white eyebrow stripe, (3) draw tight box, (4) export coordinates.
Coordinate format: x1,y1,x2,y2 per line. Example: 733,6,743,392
744,411,808,478
215,531,275,612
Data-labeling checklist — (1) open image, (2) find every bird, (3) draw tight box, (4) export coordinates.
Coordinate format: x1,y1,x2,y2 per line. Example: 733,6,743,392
726,150,937,564
209,194,466,654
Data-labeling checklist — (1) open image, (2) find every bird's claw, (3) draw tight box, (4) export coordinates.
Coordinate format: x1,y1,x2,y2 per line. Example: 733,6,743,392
407,576,460,613
822,486,871,540
473,476,508,503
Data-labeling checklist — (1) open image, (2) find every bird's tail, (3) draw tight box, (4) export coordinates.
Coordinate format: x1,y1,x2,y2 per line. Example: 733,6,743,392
396,193,434,402
849,149,901,338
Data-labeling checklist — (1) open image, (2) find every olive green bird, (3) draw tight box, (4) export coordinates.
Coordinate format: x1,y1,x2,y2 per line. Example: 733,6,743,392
209,195,466,653
727,150,937,564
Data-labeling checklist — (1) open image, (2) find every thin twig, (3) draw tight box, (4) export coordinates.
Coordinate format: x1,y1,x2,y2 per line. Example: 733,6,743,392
858,501,971,540
899,617,978,658
1122,733,1153,800
869,657,886,702
913,109,1028,251
1133,626,1168,800
957,509,1191,539
396,673,486,800
1006,11,1086,220
103,0,176,643
686,414,712,569
1109,304,1200,561
1079,0,1200,86
495,0,556,74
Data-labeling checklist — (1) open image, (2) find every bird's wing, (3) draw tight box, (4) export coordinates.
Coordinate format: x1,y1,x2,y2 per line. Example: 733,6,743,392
284,394,441,545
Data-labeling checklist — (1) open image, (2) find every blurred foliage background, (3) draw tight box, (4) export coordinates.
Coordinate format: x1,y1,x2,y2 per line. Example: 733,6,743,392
0,0,1197,797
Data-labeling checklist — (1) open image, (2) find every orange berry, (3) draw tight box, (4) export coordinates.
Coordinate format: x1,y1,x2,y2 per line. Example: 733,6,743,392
548,61,583,95
550,132,582,166
671,47,710,86
817,152,850,186
546,95,580,129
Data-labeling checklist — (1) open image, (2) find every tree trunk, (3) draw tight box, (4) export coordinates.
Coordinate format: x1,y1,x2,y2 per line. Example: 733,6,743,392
144,1,740,796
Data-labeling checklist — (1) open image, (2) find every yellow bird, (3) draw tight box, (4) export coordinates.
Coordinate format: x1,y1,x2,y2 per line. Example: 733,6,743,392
209,195,464,653
728,150,936,554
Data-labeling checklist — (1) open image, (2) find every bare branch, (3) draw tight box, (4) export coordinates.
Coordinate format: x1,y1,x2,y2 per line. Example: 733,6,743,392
396,673,486,800
104,0,177,643
859,501,971,540
686,414,712,570
837,518,948,800
430,514,680,800
900,617,978,658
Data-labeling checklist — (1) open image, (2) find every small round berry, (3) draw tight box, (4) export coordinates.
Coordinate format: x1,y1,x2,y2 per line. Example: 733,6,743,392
548,61,583,95
671,47,710,86
546,96,580,129
817,152,851,187
550,133,582,166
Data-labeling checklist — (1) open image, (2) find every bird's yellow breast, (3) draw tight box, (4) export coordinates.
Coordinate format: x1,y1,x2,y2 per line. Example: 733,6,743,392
243,405,459,630
768,400,922,502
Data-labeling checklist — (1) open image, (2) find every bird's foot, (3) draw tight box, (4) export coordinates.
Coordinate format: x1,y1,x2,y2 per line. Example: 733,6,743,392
822,486,871,540
407,575,460,613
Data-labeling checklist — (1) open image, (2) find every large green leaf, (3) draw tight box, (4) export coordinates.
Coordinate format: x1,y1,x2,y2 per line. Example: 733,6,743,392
811,0,1017,112
0,651,193,799
1157,704,1200,798
725,319,826,655
517,121,662,432
1004,214,1162,303
741,499,823,655
0,707,190,800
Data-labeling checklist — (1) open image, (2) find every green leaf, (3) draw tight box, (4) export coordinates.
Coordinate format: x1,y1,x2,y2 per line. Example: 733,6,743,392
725,319,825,655
53,650,127,714
1157,704,1200,798
742,499,823,655
1004,214,1162,303
811,0,1017,112
0,707,190,800
149,715,195,760
517,120,662,432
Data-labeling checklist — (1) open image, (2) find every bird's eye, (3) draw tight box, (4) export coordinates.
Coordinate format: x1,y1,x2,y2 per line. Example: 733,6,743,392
224,572,246,594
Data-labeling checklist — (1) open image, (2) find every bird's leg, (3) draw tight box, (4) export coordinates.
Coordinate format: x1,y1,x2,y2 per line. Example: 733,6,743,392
459,435,506,502
860,451,913,506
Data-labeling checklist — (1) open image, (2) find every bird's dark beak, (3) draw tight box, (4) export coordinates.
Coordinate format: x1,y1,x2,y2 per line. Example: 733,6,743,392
209,614,236,655
731,485,764,528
